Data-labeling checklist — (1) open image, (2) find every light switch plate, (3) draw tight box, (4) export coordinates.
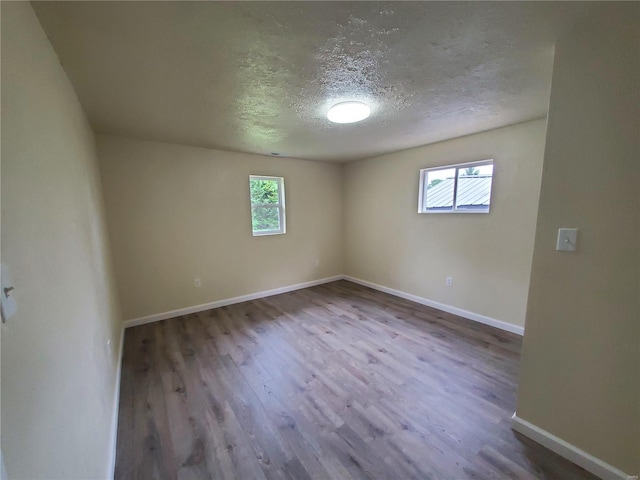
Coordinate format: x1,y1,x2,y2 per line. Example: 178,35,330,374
556,228,578,252
1,264,17,322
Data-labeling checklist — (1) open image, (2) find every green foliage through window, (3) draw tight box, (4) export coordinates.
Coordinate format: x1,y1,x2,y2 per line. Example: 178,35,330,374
250,179,279,205
249,176,285,235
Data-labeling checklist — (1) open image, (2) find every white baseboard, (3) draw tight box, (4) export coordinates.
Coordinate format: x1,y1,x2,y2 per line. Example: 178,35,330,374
511,413,635,480
107,325,125,480
123,274,524,338
124,275,345,329
343,275,524,336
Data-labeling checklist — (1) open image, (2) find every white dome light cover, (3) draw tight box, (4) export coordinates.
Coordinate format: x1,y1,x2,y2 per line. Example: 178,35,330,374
327,101,370,124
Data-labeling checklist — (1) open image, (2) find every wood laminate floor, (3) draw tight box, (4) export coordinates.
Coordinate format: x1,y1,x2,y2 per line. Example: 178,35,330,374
115,280,598,480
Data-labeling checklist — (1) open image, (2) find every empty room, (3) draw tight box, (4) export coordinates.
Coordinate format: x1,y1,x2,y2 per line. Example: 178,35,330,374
1,1,638,479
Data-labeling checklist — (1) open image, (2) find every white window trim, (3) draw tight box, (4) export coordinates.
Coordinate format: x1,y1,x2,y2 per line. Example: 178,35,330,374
418,159,494,214
249,175,286,236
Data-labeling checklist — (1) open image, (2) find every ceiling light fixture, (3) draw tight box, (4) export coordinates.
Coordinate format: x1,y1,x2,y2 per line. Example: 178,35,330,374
327,101,370,124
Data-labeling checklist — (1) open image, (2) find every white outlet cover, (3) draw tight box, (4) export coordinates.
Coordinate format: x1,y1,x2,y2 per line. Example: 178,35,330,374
556,228,578,252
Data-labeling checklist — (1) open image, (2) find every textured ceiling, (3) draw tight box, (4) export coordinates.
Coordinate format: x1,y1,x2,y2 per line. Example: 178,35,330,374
32,1,600,162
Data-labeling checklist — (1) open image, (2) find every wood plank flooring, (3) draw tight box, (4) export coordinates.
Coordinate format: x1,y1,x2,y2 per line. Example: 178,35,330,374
115,280,598,480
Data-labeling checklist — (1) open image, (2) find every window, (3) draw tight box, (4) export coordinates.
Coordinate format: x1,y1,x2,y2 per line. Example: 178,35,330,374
418,160,494,213
249,175,286,235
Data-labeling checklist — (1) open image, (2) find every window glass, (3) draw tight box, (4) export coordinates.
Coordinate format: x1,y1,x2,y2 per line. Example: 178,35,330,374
455,164,493,212
419,161,493,214
424,168,456,212
249,176,285,235
251,206,281,233
250,178,280,204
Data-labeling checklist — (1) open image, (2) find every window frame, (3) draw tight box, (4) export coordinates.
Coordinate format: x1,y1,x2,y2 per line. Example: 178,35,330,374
418,159,494,214
249,175,286,236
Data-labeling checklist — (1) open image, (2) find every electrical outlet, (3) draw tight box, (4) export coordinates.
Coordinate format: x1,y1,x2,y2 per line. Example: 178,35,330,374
194,278,201,288
315,259,320,267
446,277,453,287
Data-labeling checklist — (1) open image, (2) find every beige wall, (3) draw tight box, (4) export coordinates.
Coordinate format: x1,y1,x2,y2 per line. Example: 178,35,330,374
97,135,343,321
516,5,639,476
1,3,123,479
343,120,546,328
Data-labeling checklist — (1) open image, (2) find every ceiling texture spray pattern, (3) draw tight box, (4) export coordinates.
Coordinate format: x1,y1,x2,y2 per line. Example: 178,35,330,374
33,1,599,162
